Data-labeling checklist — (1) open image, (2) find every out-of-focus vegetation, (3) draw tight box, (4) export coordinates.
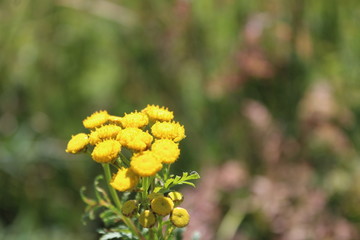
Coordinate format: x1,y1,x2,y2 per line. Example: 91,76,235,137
1,0,360,239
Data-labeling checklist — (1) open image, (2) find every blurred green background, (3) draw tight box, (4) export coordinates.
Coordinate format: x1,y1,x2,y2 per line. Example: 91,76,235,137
1,0,360,239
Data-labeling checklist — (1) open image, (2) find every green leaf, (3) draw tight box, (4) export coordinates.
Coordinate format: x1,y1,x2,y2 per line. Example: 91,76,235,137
163,171,200,190
182,181,195,187
98,226,136,240
99,232,122,240
80,187,97,206
99,209,122,227
164,178,174,189
94,175,111,206
187,171,201,180
153,186,162,193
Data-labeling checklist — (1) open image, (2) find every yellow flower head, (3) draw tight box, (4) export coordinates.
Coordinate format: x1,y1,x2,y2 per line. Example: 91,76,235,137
91,139,121,163
151,197,174,216
121,200,138,217
66,133,89,153
88,124,122,145
148,192,164,201
120,111,149,128
83,110,110,129
170,207,190,228
151,139,180,164
110,167,139,192
167,191,183,206
88,131,101,145
139,210,156,228
130,151,162,177
142,105,174,122
151,121,185,142
117,128,153,151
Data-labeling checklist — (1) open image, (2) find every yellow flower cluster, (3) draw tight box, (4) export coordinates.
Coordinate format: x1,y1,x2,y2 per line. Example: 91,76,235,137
66,105,185,189
66,105,193,234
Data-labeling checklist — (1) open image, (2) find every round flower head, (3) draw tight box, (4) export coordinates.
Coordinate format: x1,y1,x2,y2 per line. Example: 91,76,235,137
117,128,153,151
151,196,174,216
148,192,164,201
95,124,122,139
151,139,180,164
121,200,138,217
91,139,121,163
83,110,109,129
167,191,183,205
110,167,139,192
130,151,162,177
66,133,89,153
151,121,185,142
88,124,122,145
142,105,174,121
139,210,156,228
170,207,190,228
120,111,149,128
88,131,101,145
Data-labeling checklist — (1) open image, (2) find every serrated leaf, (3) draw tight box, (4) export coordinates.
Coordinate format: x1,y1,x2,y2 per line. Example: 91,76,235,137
182,181,195,187
174,175,181,182
99,209,122,227
165,178,174,189
153,186,162,193
99,229,135,240
99,232,122,240
164,171,200,190
187,171,200,180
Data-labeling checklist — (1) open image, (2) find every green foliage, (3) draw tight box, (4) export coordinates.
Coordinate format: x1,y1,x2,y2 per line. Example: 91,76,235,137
164,171,201,189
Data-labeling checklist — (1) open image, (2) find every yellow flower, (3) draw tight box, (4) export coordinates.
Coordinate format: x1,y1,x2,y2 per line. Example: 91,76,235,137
167,191,183,205
151,139,180,164
170,207,190,228
110,167,139,192
88,131,101,145
142,105,174,121
83,110,110,129
148,192,164,201
130,151,162,177
151,197,174,216
139,210,156,228
120,111,149,128
66,133,89,153
117,128,153,151
121,200,138,217
96,124,122,139
88,124,122,145
151,121,185,142
91,139,121,163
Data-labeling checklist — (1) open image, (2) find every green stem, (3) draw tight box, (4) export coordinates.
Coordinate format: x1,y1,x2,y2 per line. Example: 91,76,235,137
164,225,175,240
141,177,151,206
157,216,164,240
120,152,131,167
102,163,122,209
163,164,171,181
102,164,145,240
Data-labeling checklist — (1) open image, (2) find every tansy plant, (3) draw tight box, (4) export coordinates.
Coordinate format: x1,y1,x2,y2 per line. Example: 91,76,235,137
66,105,200,240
